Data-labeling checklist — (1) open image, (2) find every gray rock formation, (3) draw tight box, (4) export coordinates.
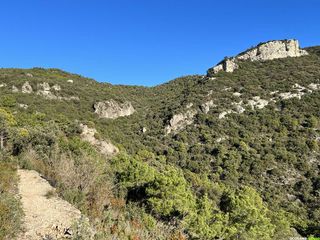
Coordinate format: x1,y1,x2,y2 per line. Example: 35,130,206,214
201,100,216,114
37,82,57,100
80,124,119,156
18,103,29,109
208,39,308,75
25,73,33,77
94,100,135,119
165,109,197,134
52,84,61,91
247,96,269,110
12,85,19,93
35,82,79,101
22,81,33,94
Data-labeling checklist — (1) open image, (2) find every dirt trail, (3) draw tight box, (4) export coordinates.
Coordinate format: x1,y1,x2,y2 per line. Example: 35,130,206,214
17,169,83,240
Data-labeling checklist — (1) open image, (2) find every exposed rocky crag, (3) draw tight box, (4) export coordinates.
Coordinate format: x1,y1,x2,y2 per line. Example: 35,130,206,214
165,109,197,134
21,81,33,94
166,80,320,131
208,39,308,75
94,100,135,119
37,82,79,101
80,124,119,156
201,100,216,114
10,81,79,101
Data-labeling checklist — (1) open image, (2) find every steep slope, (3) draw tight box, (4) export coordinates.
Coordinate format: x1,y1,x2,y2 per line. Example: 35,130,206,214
1,40,320,239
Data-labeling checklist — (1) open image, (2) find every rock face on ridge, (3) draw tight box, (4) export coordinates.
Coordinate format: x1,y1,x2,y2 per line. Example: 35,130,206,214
208,39,308,75
165,109,197,134
94,100,135,119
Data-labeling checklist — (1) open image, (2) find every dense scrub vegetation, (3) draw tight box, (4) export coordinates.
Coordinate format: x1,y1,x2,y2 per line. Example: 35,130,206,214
0,46,320,239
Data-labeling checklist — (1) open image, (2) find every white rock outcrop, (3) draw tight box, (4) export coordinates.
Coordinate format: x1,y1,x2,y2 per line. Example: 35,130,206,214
219,110,233,119
208,39,308,75
22,81,33,94
80,124,119,156
18,104,29,109
52,84,61,91
247,96,269,110
37,82,57,100
201,100,216,114
233,92,242,97
308,83,320,90
12,85,19,93
233,101,246,113
25,73,33,77
94,100,135,119
165,110,197,134
35,82,79,101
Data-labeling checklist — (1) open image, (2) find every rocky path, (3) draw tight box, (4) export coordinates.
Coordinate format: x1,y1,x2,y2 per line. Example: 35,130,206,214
17,169,83,240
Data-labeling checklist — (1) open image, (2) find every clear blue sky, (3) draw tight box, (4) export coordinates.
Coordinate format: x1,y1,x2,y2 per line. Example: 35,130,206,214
0,0,319,86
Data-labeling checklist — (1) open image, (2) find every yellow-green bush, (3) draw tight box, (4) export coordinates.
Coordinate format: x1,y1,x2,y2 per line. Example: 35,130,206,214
0,162,23,240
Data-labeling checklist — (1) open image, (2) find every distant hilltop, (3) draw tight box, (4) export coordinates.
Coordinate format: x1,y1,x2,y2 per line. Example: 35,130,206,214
208,39,308,76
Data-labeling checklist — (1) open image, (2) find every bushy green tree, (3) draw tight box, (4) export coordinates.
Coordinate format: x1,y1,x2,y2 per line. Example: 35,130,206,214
184,194,231,239
0,108,16,150
146,165,196,217
221,186,276,240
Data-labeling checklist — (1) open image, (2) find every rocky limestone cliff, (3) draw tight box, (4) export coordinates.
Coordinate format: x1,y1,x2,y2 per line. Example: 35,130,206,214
208,39,308,75
94,100,135,119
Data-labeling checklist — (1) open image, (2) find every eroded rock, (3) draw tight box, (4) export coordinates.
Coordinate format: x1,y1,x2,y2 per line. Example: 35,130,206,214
80,124,119,156
25,73,33,77
52,84,61,91
22,81,33,94
201,100,216,114
35,82,78,101
12,85,19,93
208,39,308,75
18,104,29,109
94,100,135,119
165,110,197,134
247,96,269,110
37,82,57,100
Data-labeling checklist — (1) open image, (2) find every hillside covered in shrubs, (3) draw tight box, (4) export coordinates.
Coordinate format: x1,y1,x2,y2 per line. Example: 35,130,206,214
0,45,320,239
